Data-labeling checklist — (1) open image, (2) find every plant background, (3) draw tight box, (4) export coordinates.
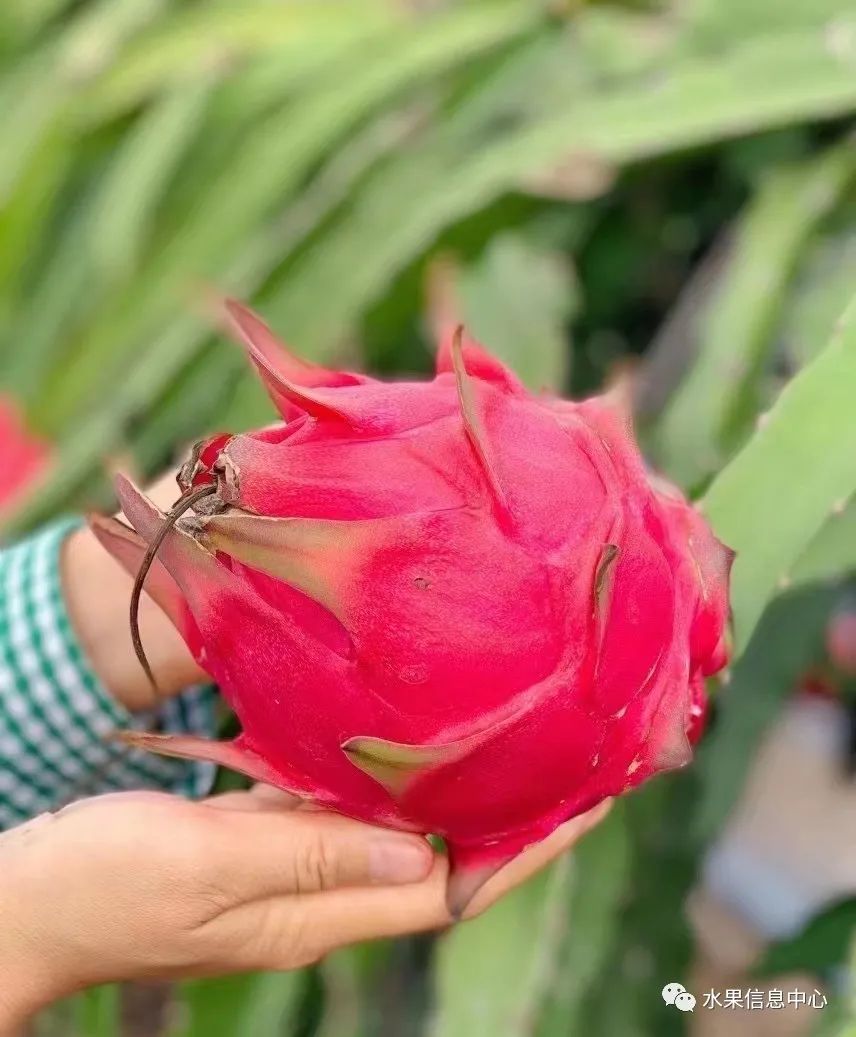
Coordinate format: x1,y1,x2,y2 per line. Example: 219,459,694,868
2,0,856,1034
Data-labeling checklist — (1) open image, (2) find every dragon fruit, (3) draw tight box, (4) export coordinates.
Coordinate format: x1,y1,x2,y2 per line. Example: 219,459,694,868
0,395,50,515
826,600,856,676
91,301,732,913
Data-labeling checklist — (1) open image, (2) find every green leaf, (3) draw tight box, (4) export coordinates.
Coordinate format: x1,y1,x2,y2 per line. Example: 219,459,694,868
0,59,64,207
813,931,856,1036
5,310,220,530
688,0,856,43
75,1,400,123
1,0,78,43
459,235,576,391
565,778,699,1037
755,898,856,977
88,82,211,282
315,943,395,1037
792,496,856,588
694,585,836,841
41,3,537,432
780,230,856,373
430,861,572,1037
74,986,121,1037
157,1,537,269
59,0,170,87
4,210,298,532
657,143,855,487
702,292,856,650
218,365,277,433
1,200,94,402
271,24,856,352
0,119,71,332
171,971,305,1037
537,805,631,1035
130,347,245,471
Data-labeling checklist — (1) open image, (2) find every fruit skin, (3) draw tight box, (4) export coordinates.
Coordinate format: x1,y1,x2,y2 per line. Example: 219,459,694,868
0,395,50,514
92,301,732,914
827,602,856,676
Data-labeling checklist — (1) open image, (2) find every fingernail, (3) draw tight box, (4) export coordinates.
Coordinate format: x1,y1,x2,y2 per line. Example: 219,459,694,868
370,838,432,884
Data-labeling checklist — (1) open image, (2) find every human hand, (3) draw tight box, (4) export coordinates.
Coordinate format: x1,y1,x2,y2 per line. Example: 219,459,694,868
0,788,609,1028
63,470,203,710
0,787,431,1027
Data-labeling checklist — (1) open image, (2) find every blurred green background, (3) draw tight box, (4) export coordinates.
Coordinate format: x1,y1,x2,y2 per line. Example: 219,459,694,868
3,0,856,1034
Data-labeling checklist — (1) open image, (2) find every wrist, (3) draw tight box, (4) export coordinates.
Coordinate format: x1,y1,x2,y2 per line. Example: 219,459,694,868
61,524,204,711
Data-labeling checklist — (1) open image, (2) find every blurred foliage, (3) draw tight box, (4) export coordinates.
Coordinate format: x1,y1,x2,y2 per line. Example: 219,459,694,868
755,898,856,979
169,971,306,1037
2,0,856,1033
694,584,838,842
431,859,572,1037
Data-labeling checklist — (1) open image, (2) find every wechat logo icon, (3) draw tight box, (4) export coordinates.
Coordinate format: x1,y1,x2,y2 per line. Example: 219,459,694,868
662,982,696,1012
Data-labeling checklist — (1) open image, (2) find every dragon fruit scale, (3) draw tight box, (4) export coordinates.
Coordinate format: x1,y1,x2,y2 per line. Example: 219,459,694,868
91,301,732,915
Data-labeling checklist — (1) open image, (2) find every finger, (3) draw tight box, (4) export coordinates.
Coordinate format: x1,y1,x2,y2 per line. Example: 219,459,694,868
267,800,605,954
202,809,434,899
222,856,451,971
248,800,613,962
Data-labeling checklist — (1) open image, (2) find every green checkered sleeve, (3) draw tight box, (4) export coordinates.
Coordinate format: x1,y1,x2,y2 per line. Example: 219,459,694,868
0,519,218,829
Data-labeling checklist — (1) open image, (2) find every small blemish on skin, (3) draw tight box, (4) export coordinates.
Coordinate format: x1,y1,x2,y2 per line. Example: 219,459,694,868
414,577,430,590
399,664,429,684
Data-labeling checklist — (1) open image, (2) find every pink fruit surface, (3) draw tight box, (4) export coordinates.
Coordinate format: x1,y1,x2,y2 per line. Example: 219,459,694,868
826,605,856,676
92,302,732,913
0,395,49,514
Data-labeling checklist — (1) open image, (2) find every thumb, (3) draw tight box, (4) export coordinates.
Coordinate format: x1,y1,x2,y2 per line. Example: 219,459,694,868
204,808,435,898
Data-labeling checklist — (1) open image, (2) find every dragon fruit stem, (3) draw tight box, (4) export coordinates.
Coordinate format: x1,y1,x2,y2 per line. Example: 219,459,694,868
129,484,217,694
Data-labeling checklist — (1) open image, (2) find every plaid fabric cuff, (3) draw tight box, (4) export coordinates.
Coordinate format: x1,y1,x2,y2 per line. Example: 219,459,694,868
0,519,217,830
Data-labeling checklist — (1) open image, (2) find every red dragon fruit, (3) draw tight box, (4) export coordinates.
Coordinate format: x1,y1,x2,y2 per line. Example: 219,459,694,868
91,301,732,913
0,395,50,516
